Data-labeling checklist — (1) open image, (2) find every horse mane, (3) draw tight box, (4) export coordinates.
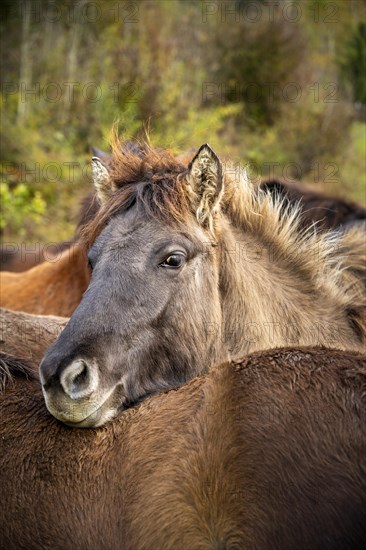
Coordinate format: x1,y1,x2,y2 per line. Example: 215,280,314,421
0,353,38,391
81,137,366,343
260,179,366,230
225,169,366,343
75,193,100,238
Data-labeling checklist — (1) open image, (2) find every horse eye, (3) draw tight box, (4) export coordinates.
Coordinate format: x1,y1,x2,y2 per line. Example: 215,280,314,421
160,253,185,269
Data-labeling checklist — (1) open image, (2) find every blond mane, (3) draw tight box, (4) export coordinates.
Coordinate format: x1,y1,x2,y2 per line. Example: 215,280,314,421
222,164,366,346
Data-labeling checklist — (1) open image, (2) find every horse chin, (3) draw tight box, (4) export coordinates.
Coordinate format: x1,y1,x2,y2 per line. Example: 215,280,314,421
43,385,125,428
65,404,120,428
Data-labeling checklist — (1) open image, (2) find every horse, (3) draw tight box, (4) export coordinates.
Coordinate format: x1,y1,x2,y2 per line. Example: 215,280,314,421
0,192,100,316
0,307,67,364
2,146,365,317
0,244,90,317
38,138,366,427
0,143,145,315
260,179,366,231
0,240,72,272
0,143,149,274
0,310,365,549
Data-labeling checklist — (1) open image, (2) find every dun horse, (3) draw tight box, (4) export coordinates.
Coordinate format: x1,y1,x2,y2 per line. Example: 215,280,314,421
1,147,365,317
39,139,366,427
1,311,365,549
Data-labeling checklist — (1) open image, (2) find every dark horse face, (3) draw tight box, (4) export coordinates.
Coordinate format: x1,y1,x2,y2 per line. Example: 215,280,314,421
40,144,227,427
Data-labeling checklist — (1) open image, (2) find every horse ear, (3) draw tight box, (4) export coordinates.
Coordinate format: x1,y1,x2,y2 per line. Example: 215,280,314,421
91,157,115,203
91,147,109,160
187,144,223,230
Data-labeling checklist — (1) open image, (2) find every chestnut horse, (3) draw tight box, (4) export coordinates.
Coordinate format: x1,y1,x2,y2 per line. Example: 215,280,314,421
0,193,99,316
0,311,365,549
0,240,71,272
0,245,90,317
0,191,99,272
39,139,366,427
0,143,146,315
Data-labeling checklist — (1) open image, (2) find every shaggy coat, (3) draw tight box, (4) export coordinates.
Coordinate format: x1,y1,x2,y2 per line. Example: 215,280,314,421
0,307,67,363
1,152,365,320
1,337,366,549
1,161,365,316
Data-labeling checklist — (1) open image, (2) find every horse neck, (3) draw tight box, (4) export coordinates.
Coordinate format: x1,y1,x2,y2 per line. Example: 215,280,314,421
218,219,361,356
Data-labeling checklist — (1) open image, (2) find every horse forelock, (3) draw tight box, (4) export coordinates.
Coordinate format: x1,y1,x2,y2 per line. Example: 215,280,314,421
81,140,195,248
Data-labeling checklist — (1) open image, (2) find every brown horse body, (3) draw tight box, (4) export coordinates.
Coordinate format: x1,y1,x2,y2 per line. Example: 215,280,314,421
0,192,99,316
0,245,89,316
1,311,366,550
0,307,67,363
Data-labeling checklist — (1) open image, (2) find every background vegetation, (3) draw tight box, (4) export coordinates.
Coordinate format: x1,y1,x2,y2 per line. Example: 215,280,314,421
1,0,365,242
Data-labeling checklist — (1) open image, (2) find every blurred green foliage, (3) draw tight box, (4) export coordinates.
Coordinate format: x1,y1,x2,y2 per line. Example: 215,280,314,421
0,0,365,242
0,181,46,236
340,22,366,106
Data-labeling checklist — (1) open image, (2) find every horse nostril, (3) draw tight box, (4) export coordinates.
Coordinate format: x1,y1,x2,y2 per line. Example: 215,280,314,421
73,362,87,385
60,359,98,400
